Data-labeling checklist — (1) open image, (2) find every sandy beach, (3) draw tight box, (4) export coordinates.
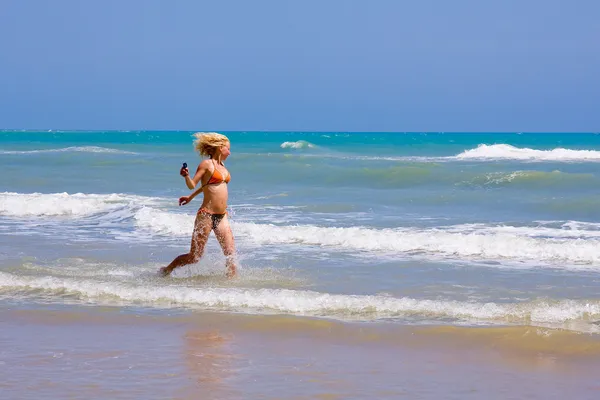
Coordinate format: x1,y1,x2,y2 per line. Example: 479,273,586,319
3,305,600,400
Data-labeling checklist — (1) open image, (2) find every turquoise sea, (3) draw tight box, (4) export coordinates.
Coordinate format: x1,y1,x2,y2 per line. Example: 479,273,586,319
2,131,600,399
0,131,600,330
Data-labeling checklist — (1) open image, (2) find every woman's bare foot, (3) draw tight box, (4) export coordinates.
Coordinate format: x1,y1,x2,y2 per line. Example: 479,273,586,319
226,267,237,279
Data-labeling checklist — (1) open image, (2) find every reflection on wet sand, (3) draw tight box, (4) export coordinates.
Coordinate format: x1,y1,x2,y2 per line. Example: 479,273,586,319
3,307,600,399
180,329,237,399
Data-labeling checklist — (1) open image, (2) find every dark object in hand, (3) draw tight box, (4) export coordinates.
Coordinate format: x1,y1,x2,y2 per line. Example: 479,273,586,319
180,162,189,177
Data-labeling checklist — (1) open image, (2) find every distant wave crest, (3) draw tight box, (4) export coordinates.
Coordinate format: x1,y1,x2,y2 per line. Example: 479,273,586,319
0,146,137,155
280,140,315,149
455,144,600,161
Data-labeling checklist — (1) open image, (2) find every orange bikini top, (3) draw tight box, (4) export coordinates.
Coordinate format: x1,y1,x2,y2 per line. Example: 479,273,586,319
206,159,231,186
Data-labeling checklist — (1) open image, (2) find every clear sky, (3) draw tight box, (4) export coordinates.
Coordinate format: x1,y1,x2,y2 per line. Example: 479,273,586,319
1,0,598,132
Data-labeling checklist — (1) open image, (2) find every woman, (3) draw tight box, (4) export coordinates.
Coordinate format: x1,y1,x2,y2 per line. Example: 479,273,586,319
160,132,236,278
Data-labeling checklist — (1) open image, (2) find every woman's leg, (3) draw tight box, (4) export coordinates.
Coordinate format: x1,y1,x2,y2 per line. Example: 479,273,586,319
160,211,212,276
213,214,237,278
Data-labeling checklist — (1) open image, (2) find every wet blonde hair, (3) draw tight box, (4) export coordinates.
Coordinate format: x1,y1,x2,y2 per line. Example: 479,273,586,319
192,132,230,158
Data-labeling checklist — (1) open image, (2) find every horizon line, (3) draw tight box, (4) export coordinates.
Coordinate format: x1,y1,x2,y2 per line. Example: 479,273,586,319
1,129,599,134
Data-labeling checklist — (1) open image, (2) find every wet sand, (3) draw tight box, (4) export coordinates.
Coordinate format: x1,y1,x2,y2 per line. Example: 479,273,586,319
2,306,600,400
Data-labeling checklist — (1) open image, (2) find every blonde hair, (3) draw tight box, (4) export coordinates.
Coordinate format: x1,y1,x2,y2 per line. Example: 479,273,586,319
192,132,230,158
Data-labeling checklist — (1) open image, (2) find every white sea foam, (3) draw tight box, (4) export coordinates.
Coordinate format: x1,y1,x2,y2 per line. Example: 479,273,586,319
280,140,315,149
234,223,600,265
0,271,598,328
0,146,137,155
130,207,600,266
455,144,600,161
447,223,600,239
0,192,164,217
133,207,191,234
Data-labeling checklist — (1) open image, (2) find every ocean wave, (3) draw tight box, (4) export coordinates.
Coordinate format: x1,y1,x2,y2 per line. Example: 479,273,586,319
0,192,164,217
280,140,316,149
1,271,598,328
131,208,600,265
235,223,600,265
251,143,600,163
4,192,600,266
0,146,137,155
455,144,600,161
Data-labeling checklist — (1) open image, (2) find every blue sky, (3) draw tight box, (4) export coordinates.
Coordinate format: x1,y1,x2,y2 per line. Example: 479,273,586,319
1,0,598,132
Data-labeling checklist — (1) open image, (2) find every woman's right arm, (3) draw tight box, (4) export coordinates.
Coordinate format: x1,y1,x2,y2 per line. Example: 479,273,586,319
182,163,205,189
179,161,209,206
